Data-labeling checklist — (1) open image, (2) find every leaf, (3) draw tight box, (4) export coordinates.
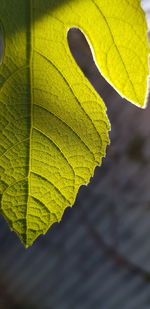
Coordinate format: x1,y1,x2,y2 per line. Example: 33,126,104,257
0,0,149,247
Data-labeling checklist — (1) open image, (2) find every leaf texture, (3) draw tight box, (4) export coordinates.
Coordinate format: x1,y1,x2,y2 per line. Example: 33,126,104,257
0,0,149,247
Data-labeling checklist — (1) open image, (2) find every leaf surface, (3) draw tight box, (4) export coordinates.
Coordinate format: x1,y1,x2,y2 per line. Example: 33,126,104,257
0,0,149,247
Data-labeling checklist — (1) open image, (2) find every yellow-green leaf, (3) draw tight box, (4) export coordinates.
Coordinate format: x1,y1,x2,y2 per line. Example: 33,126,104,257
0,0,149,247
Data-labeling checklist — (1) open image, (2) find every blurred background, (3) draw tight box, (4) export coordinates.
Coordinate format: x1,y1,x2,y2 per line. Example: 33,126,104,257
1,23,150,309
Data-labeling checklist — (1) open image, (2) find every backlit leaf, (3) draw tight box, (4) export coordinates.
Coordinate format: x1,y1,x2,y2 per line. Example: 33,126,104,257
0,0,149,247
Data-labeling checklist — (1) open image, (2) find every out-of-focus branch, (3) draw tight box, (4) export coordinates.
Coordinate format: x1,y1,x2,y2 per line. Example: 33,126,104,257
80,209,150,281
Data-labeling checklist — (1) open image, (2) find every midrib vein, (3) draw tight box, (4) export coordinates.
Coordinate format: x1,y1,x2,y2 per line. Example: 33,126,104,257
26,0,33,240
